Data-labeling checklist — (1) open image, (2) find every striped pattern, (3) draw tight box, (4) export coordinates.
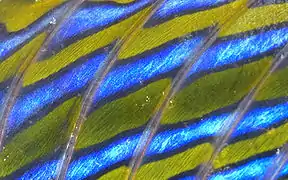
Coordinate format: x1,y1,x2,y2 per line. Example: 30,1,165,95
0,0,288,179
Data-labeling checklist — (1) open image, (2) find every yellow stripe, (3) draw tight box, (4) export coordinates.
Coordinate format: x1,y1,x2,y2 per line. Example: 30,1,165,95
214,122,288,168
0,33,46,82
76,59,265,150
118,0,244,59
77,57,288,149
0,97,77,177
256,68,288,101
2,59,287,178
0,2,283,86
118,2,288,59
135,143,213,180
98,166,130,180
0,0,136,32
0,0,65,32
22,7,151,86
101,121,288,179
222,4,288,36
96,66,288,178
76,79,170,149
20,3,288,86
161,57,272,124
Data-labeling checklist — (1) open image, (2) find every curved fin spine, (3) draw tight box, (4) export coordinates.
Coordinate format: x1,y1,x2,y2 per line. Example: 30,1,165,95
0,0,87,152
55,0,167,179
197,38,288,180
128,0,259,179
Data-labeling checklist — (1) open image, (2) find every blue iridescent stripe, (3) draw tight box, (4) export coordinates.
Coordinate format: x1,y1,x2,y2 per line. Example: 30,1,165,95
45,0,152,57
3,25,288,136
0,0,234,61
17,98,288,179
211,155,288,180
145,0,232,27
189,25,288,75
211,156,288,180
178,154,288,180
0,2,67,61
6,32,206,135
0,0,151,61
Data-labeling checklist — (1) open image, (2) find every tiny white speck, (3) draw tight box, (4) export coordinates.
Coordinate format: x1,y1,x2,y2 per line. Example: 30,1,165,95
40,48,47,52
3,158,6,161
224,166,230,170
103,47,109,52
276,149,280,155
49,17,57,25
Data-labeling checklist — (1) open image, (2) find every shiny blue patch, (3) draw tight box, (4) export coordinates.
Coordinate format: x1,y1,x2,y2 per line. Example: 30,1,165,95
211,156,288,180
4,25,288,136
146,0,231,27
46,1,152,57
189,26,288,76
147,101,288,155
92,34,205,103
18,99,288,179
179,154,288,179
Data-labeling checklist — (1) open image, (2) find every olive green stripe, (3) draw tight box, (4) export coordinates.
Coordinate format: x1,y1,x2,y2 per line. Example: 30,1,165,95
2,56,288,177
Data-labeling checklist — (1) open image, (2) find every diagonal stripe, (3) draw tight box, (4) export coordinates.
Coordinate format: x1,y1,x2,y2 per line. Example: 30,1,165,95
0,0,64,31
132,112,288,179
0,0,152,61
0,97,78,177
0,0,233,62
174,150,288,179
12,96,288,179
2,24,288,137
2,58,287,178
0,33,46,82
1,0,288,179
24,2,288,85
1,2,287,85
